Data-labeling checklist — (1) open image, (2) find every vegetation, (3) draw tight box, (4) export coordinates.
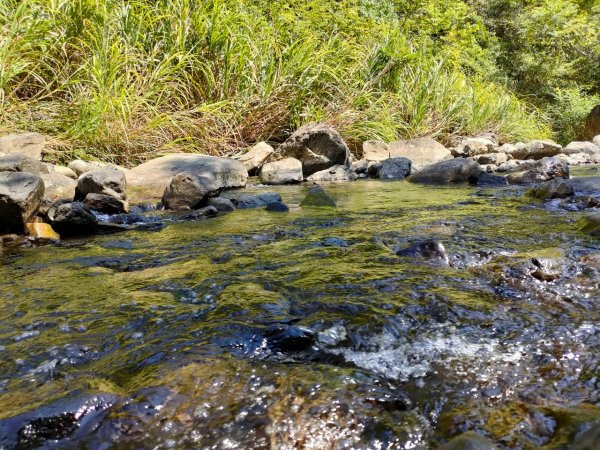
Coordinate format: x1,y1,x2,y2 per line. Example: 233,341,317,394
0,0,597,164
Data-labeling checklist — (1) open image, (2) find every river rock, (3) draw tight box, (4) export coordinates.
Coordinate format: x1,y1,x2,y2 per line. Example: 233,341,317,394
40,173,77,204
470,172,509,187
271,123,350,176
397,239,449,264
410,158,480,184
579,212,600,236
84,193,129,214
351,158,368,174
528,178,574,200
300,185,336,207
127,154,248,203
265,201,289,212
259,158,303,185
367,161,383,178
161,172,220,211
506,140,562,160
439,432,498,450
564,141,600,155
557,152,593,165
54,165,78,179
68,159,110,176
238,142,274,175
176,206,219,221
584,105,600,139
387,137,452,171
207,197,236,212
307,164,357,182
0,154,50,175
228,193,282,209
475,153,508,166
47,201,97,235
25,222,60,240
456,137,497,157
0,132,45,160
75,167,127,201
0,172,45,232
377,157,411,180
506,157,569,185
362,140,390,161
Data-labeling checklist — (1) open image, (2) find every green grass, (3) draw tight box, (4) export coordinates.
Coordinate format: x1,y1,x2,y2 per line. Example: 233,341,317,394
0,0,551,165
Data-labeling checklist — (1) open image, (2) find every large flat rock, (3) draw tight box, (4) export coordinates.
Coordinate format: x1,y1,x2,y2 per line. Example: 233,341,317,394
387,138,452,171
127,154,247,203
0,133,45,160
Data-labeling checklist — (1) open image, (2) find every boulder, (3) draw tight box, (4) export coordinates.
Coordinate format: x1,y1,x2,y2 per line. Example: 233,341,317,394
68,159,110,177
174,206,219,221
259,158,303,185
271,124,350,176
470,172,509,187
527,179,574,200
387,137,452,171
227,192,282,209
593,135,600,148
474,153,508,166
410,158,480,184
54,165,78,179
75,167,127,201
25,222,60,240
161,172,220,211
456,137,497,157
367,161,383,178
563,141,600,155
265,201,290,212
238,142,274,175
0,132,45,160
47,201,97,235
207,197,236,212
506,157,569,185
300,185,336,207
0,154,50,175
0,172,45,232
506,140,562,160
306,165,357,182
584,105,600,139
439,432,498,450
496,160,521,172
40,173,77,204
362,140,390,161
377,157,411,180
351,158,368,174
84,193,129,214
397,240,449,265
127,154,248,202
557,152,592,166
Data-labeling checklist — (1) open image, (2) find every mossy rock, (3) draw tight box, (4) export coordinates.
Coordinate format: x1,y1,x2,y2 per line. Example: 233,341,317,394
300,185,336,208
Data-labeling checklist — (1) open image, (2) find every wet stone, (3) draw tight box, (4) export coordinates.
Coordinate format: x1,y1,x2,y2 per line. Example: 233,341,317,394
265,201,289,212
300,185,336,207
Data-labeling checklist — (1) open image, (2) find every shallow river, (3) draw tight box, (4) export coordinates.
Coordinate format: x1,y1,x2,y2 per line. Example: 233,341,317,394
0,170,599,449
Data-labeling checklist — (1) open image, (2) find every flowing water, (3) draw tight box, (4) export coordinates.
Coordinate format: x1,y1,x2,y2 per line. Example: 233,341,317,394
0,170,599,449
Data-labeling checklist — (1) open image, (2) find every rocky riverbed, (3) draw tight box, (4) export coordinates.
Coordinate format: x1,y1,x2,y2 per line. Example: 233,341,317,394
0,128,599,449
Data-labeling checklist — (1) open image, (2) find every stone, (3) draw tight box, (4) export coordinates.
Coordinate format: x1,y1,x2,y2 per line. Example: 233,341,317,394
530,257,564,282
351,158,368,174
0,132,45,160
474,153,508,166
367,161,383,178
439,432,498,450
387,137,452,171
557,152,591,165
0,172,45,232
527,179,574,200
584,105,600,139
40,173,77,205
593,135,600,148
496,160,521,172
563,141,600,155
67,159,110,176
410,158,480,184
161,172,220,211
228,193,282,209
265,201,289,212
506,157,569,185
470,172,509,187
84,193,129,214
47,201,97,235
457,137,497,157
505,140,562,160
176,206,220,221
397,239,449,264
75,167,127,201
300,185,336,207
127,154,248,203
207,197,236,212
271,123,350,176
259,158,303,185
238,142,274,175
377,157,411,180
54,166,78,179
579,212,600,236
362,140,390,161
0,154,50,175
306,164,357,182
25,222,60,240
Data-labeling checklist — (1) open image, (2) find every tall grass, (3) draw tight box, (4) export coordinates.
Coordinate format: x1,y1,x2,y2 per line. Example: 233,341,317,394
0,0,550,165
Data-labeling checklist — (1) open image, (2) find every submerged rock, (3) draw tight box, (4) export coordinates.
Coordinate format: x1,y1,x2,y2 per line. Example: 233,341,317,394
265,201,289,212
161,172,220,211
410,158,480,184
396,239,450,264
228,193,282,209
377,157,411,180
176,206,219,221
300,185,336,208
579,212,600,236
0,172,44,233
259,158,303,185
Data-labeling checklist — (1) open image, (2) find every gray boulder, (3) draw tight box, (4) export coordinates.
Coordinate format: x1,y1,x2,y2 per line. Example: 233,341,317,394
68,159,110,177
506,157,569,185
563,141,600,155
377,157,411,180
506,140,562,160
207,197,236,212
300,185,336,207
259,157,303,185
227,192,282,209
0,132,45,160
470,172,509,187
127,154,248,203
387,137,452,171
84,193,129,214
40,173,76,204
362,140,390,161
367,161,383,178
161,172,220,211
528,179,575,200
238,142,274,175
351,157,368,174
47,201,97,235
0,172,45,232
75,167,127,201
474,153,508,166
456,137,497,157
306,164,357,182
54,165,78,179
272,124,350,176
0,154,50,175
410,158,480,184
